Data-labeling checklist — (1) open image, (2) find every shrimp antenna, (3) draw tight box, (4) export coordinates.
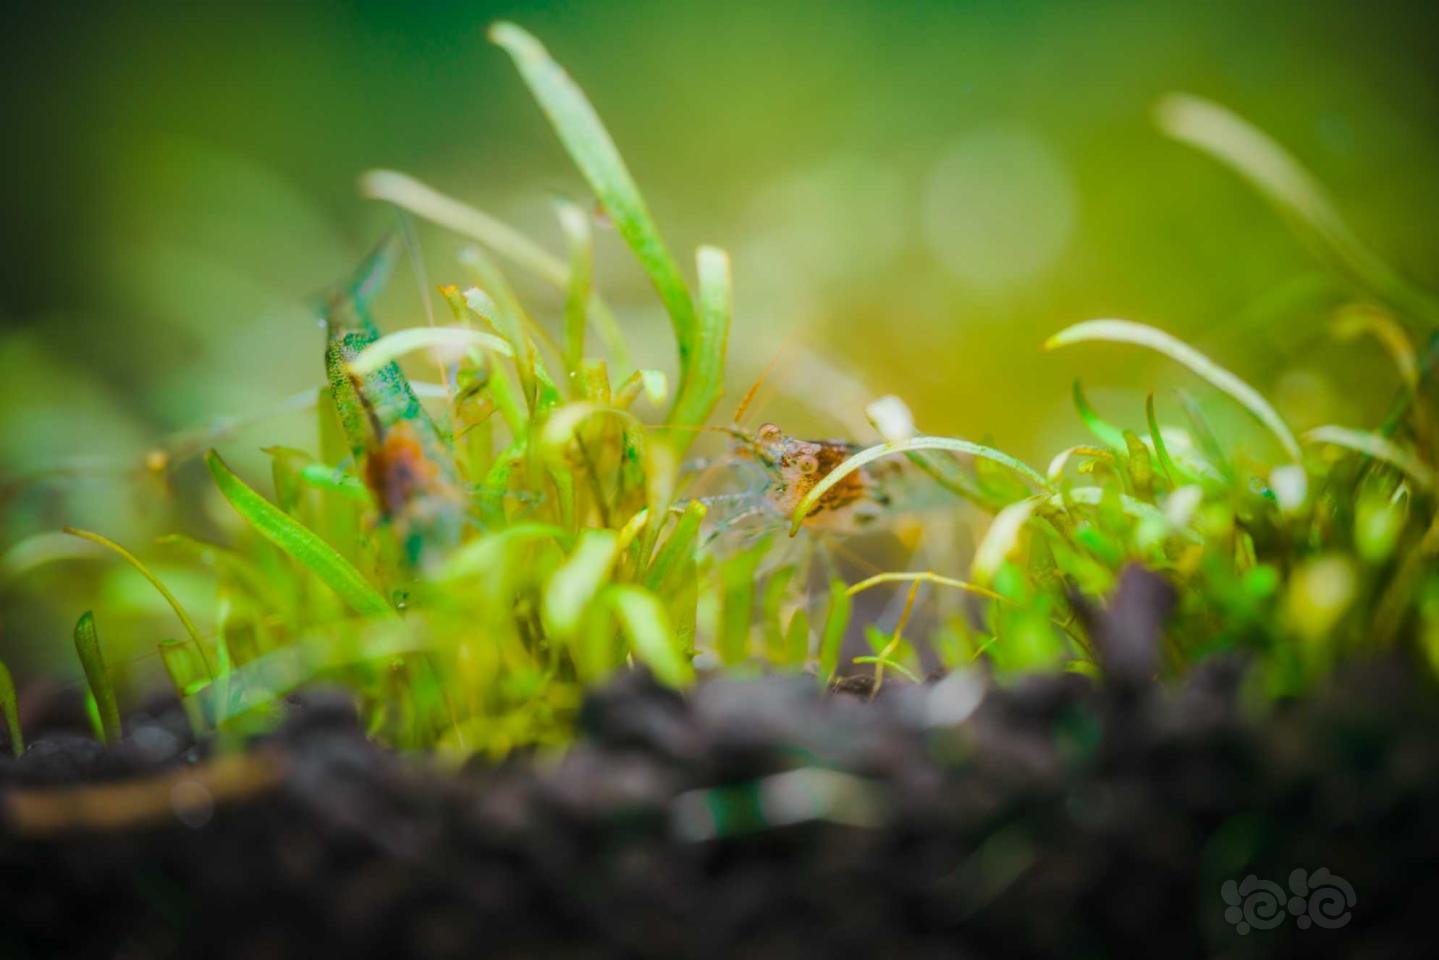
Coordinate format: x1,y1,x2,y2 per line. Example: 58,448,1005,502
732,325,805,426
647,423,751,441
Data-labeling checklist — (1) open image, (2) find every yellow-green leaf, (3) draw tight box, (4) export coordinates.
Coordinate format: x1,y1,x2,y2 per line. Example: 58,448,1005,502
605,585,692,687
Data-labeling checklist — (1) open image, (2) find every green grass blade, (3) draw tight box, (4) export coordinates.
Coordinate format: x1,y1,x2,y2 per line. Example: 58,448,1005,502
206,450,394,618
761,566,798,664
1304,426,1435,492
1145,392,1182,485
363,169,570,286
555,197,593,380
183,617,428,725
489,22,698,396
298,463,371,504
539,402,643,463
1123,430,1155,498
73,611,121,744
265,444,308,514
461,251,548,401
543,530,620,639
363,169,633,372
1072,380,1126,453
158,532,293,618
441,523,569,581
1332,305,1420,392
2,531,103,581
789,436,1047,535
64,526,211,676
159,637,212,698
0,659,22,756
1046,318,1301,462
818,579,852,683
901,450,1000,511
83,691,104,742
476,441,522,528
782,610,811,670
606,585,692,687
642,500,706,592
670,245,732,441
720,537,770,666
1156,93,1439,326
1177,389,1233,481
1060,485,1203,542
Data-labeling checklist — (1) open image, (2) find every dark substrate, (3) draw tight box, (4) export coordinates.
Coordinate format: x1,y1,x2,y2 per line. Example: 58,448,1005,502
3,570,1438,959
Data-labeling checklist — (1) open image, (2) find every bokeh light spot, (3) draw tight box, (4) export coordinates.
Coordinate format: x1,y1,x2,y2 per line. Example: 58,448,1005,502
923,126,1077,293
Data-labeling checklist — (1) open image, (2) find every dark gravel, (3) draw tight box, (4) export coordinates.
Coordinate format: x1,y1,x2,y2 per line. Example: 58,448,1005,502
2,569,1437,959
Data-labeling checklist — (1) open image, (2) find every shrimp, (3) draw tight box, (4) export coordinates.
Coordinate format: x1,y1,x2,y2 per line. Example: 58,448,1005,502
728,422,905,533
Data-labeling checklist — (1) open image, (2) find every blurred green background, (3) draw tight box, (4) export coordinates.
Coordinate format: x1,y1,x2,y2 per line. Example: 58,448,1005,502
3,0,1438,675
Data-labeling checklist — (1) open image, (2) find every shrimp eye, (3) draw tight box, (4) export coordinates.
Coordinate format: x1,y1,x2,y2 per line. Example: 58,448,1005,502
796,453,818,475
757,423,783,443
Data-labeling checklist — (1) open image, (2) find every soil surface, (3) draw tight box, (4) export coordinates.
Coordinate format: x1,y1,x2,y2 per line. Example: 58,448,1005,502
2,570,1437,959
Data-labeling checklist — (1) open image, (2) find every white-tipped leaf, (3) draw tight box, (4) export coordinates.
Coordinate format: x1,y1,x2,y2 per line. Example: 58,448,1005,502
348,326,513,376
865,395,916,443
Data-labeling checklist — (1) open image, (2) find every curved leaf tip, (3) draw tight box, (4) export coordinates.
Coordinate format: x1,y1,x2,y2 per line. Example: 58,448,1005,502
488,20,538,54
1046,318,1301,462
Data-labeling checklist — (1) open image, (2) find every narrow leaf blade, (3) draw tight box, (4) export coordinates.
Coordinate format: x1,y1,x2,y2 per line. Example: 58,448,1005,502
1156,93,1439,326
0,659,23,756
489,22,698,396
73,611,121,744
206,451,394,618
607,585,693,687
670,245,731,443
818,579,852,683
63,527,207,654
